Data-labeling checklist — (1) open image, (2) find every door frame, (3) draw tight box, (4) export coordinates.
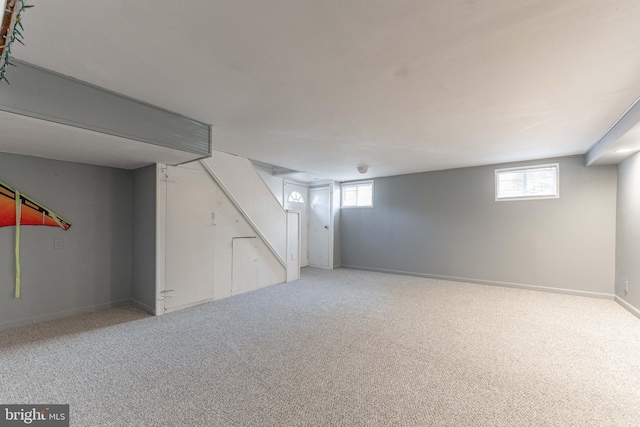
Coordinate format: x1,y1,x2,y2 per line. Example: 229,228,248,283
308,185,334,269
284,180,309,267
286,210,301,282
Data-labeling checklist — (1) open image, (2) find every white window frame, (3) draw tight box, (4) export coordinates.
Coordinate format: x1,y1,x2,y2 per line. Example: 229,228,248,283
287,191,305,204
495,163,559,201
341,180,374,208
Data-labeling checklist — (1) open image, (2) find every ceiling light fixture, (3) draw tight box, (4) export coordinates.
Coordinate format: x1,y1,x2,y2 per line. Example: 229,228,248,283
614,148,635,153
357,164,368,174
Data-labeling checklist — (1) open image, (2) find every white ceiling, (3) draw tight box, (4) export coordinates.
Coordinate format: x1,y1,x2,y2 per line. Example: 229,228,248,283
0,111,202,169
6,0,640,180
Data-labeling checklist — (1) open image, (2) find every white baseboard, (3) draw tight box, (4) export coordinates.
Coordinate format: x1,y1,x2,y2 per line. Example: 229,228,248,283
615,296,640,320
162,298,213,314
0,298,131,332
341,265,615,300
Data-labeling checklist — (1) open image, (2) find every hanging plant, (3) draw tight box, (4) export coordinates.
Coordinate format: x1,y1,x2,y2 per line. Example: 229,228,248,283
0,0,33,84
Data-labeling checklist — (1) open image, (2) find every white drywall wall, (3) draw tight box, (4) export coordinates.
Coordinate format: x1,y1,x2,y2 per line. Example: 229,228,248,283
161,161,285,309
202,152,287,264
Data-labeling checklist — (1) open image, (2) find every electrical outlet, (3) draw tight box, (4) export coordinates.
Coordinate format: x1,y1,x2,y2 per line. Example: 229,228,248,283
54,238,63,250
624,281,629,294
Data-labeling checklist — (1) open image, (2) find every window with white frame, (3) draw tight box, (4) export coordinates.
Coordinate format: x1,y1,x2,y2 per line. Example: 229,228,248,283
495,164,559,201
287,191,305,203
341,181,373,208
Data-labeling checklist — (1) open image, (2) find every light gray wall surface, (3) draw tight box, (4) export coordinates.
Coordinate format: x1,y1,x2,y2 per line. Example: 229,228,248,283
254,166,284,206
332,182,341,268
341,156,617,295
615,152,640,314
0,153,132,329
131,165,157,314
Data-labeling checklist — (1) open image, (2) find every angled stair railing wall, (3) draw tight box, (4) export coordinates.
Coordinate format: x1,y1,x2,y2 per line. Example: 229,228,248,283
200,151,289,270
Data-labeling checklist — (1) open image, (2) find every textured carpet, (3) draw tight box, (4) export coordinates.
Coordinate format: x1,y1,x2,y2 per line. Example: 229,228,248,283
1,268,639,426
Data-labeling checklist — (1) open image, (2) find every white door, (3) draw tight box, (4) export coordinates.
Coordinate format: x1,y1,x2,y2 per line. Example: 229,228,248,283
308,187,331,269
286,211,300,282
164,165,216,311
232,237,258,295
284,182,309,267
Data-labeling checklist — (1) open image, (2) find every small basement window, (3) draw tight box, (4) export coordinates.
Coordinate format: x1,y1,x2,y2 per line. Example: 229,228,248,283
495,164,559,201
342,181,373,208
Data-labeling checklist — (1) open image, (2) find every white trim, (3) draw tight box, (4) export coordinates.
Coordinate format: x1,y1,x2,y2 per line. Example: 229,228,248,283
332,182,341,269
309,186,334,269
341,180,374,208
284,179,310,187
285,210,302,282
163,298,214,314
615,296,640,320
585,96,640,166
495,163,559,201
284,181,310,268
200,160,287,269
341,265,615,300
329,182,335,269
155,163,167,315
286,191,305,204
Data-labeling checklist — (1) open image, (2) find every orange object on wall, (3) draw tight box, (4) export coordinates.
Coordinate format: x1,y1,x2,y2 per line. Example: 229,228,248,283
0,180,71,229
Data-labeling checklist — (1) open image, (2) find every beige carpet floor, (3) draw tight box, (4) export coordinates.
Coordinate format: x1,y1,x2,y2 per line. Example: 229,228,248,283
1,268,639,426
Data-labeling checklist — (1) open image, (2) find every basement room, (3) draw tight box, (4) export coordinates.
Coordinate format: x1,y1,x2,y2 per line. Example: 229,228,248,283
1,1,639,426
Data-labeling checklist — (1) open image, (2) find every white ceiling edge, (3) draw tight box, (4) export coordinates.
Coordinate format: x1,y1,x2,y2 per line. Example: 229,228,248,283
586,96,640,166
588,121,640,166
0,110,204,170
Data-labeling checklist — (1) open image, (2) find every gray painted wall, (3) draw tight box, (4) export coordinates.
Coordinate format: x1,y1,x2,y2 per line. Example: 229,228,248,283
615,152,640,314
131,165,157,314
341,156,617,296
332,182,341,268
0,153,132,329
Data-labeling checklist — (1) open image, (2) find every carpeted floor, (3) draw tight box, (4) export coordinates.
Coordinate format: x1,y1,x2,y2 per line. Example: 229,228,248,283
1,268,639,426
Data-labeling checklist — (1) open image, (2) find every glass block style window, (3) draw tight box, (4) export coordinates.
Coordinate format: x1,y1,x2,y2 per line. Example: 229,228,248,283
496,164,559,201
287,191,304,203
341,181,373,208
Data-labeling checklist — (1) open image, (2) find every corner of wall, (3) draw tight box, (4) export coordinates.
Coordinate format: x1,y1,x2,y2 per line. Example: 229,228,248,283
0,153,133,329
614,296,640,320
155,163,167,316
614,153,640,317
